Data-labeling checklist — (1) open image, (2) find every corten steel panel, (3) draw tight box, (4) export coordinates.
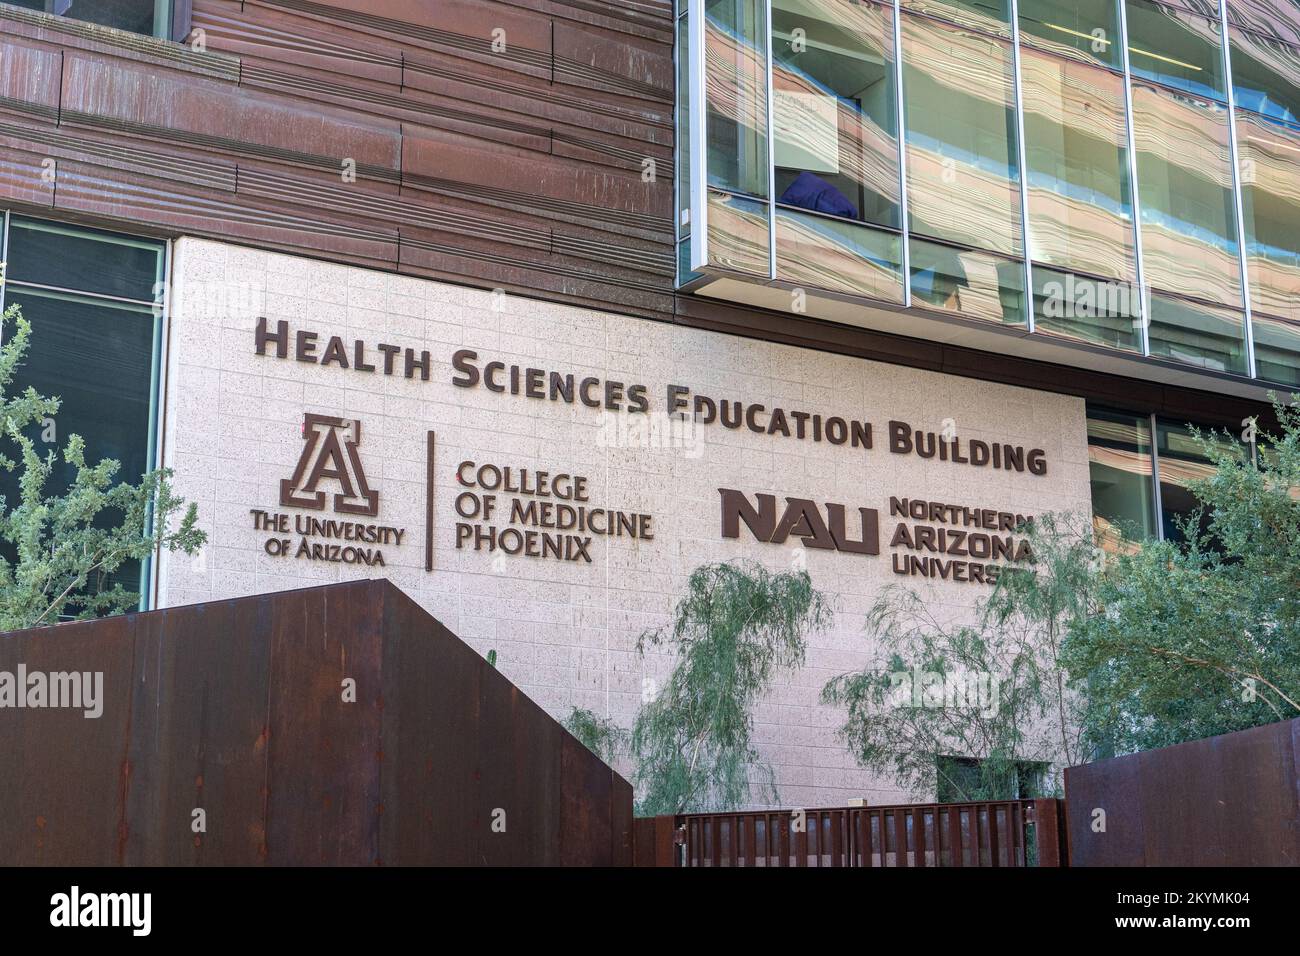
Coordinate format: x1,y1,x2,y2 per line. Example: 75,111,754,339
0,579,632,866
560,732,614,866
1064,719,1300,866
122,595,275,864
0,614,136,866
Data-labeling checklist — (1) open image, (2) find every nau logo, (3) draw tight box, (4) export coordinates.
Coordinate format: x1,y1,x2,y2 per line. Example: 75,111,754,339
281,413,379,516
718,488,879,554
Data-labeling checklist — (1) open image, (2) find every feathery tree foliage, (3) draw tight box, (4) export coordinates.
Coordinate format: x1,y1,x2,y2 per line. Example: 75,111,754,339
562,707,628,764
0,297,206,630
1063,395,1300,753
630,561,831,815
822,513,1096,800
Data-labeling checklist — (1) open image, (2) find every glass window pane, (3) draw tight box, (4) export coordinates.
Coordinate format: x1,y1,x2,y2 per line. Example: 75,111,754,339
1252,312,1300,385
706,0,771,197
901,0,1010,38
3,289,157,485
901,15,1024,258
1033,264,1143,348
677,13,692,238
1130,81,1245,309
1021,51,1136,282
909,237,1026,324
1236,111,1300,325
1156,417,1240,543
0,288,161,600
1228,29,1300,123
1087,407,1156,549
1019,0,1124,70
1147,291,1249,372
1226,0,1300,49
6,218,164,302
776,208,904,300
9,0,169,38
771,0,901,229
706,190,771,274
1125,0,1227,102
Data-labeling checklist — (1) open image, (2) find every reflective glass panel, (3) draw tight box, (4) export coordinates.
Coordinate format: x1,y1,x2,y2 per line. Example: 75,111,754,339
1021,50,1136,282
1019,0,1124,70
1235,110,1300,326
901,0,1010,38
1033,264,1143,348
10,0,170,38
909,237,1027,325
1147,291,1249,372
706,190,772,274
1125,0,1227,102
1252,312,1300,385
1130,81,1244,310
901,15,1024,258
1156,417,1241,543
1226,0,1300,48
706,0,770,197
7,217,164,302
677,13,692,237
771,0,900,229
776,208,904,300
1228,28,1300,124
1087,407,1157,549
0,288,161,600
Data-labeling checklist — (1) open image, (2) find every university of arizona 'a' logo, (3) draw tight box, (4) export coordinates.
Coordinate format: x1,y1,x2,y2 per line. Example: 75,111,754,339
280,413,379,516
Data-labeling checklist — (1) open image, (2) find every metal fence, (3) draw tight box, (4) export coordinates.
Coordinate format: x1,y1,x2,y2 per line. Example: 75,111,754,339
637,799,1064,867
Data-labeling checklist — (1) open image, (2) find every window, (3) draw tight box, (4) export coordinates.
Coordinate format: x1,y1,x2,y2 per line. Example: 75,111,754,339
674,0,1300,387
1087,404,1251,549
770,0,905,299
1087,407,1157,549
1125,0,1227,102
1019,0,1124,70
10,0,178,40
1155,417,1244,542
935,756,1047,802
1020,47,1141,348
0,215,166,609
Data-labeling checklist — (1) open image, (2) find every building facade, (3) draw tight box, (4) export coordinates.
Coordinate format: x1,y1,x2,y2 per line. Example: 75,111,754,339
0,0,1293,806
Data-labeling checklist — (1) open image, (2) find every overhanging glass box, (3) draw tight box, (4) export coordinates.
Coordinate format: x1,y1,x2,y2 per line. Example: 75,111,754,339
675,0,1300,389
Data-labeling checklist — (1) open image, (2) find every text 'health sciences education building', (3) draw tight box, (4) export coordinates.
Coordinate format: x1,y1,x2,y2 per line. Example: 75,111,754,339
0,0,1296,807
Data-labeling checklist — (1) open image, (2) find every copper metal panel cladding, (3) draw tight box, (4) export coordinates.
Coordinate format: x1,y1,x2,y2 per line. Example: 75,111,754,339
0,579,633,866
0,0,673,319
1063,718,1300,866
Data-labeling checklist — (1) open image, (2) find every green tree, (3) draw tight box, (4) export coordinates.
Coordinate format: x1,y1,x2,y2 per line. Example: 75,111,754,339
630,561,830,815
822,513,1097,800
1064,396,1300,754
562,707,628,764
0,299,206,630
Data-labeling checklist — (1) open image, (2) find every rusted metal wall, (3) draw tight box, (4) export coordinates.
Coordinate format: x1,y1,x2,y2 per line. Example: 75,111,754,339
1064,718,1300,866
0,579,634,866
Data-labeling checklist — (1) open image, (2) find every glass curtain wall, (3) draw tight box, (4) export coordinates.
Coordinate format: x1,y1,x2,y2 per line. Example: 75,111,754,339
675,0,1299,387
0,213,167,611
1226,0,1300,384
